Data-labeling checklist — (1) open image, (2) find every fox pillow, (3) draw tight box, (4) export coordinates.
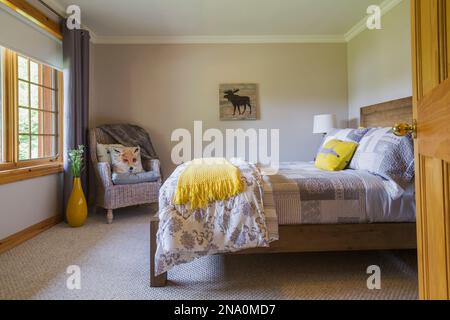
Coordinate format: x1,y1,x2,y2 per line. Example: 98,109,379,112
110,146,144,174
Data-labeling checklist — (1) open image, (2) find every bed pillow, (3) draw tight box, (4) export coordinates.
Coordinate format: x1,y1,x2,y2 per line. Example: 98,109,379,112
315,128,370,161
321,128,370,146
96,143,124,164
110,146,144,174
349,127,415,185
112,171,160,185
315,139,359,171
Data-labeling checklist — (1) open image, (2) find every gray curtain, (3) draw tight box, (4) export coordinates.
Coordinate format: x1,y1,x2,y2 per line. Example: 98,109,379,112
62,24,90,211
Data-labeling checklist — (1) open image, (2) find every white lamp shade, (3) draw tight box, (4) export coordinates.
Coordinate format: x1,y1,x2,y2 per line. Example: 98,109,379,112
313,114,336,134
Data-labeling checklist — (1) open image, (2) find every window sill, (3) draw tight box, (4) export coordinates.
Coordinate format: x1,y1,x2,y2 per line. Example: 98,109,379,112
0,163,64,185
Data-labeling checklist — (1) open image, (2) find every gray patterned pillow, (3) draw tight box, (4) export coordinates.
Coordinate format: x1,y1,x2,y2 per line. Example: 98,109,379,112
321,128,370,146
349,127,415,185
317,128,370,158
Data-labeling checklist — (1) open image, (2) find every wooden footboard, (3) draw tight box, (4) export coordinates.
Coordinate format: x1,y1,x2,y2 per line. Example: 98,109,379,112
150,216,167,287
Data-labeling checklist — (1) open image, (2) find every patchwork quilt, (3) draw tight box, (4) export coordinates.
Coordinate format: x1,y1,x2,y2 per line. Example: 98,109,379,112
262,162,416,225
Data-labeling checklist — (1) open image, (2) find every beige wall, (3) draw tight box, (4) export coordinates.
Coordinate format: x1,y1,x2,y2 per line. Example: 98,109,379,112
0,174,62,239
90,43,348,174
347,0,412,127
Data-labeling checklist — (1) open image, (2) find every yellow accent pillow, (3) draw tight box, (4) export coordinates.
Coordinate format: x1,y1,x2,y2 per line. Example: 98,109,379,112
315,139,358,171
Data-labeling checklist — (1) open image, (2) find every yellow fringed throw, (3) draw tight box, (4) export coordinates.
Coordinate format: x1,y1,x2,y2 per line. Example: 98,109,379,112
173,158,244,209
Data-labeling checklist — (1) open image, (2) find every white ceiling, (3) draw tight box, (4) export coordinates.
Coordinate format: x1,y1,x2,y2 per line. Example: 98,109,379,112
45,0,397,43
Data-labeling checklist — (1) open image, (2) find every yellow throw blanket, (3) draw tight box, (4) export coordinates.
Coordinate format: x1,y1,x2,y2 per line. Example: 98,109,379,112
173,158,244,209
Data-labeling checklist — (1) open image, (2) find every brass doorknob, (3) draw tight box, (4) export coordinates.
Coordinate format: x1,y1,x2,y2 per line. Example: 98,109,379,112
393,120,417,138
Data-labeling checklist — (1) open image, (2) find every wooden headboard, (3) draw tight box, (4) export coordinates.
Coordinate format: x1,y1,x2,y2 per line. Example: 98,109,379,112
360,97,413,128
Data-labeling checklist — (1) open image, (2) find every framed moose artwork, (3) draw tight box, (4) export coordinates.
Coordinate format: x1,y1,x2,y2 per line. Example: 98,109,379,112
219,83,258,120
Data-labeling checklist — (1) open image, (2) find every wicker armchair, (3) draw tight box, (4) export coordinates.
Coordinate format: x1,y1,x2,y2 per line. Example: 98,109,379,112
89,127,162,224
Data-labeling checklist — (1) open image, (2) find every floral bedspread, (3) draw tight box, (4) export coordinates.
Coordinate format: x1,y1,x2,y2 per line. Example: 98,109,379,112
155,159,278,275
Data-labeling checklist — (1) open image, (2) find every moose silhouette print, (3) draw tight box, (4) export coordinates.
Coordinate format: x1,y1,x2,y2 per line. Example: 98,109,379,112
220,83,257,120
223,89,252,116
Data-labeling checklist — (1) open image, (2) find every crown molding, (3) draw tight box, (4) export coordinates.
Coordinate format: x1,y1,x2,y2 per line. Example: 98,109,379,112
42,0,403,45
344,0,403,42
91,34,346,45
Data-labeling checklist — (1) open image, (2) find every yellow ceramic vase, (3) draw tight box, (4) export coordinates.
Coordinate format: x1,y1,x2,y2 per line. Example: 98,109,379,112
66,177,88,227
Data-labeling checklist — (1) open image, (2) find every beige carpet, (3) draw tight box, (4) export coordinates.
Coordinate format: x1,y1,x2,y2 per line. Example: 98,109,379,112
0,206,418,300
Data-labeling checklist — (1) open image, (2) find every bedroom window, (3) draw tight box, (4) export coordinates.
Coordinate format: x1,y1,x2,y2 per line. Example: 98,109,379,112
0,48,63,184
17,54,60,161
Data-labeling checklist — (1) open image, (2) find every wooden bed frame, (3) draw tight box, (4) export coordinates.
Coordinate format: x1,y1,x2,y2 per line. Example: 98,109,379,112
150,96,417,287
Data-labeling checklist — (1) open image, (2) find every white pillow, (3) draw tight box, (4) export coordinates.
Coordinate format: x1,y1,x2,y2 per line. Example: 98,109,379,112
96,143,124,164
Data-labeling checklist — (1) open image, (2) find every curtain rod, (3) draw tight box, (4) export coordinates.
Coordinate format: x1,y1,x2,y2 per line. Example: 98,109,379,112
38,0,65,19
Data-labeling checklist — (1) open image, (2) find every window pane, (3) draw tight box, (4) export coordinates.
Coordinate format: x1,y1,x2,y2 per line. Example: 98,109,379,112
30,135,58,160
18,81,29,107
19,134,30,160
18,56,28,81
19,107,30,134
30,61,39,83
43,112,57,135
43,88,55,111
43,135,57,158
14,52,61,162
30,110,39,134
30,84,40,109
43,66,54,89
31,135,39,159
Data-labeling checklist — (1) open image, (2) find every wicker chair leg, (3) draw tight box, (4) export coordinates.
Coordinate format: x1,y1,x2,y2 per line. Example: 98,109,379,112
107,209,114,224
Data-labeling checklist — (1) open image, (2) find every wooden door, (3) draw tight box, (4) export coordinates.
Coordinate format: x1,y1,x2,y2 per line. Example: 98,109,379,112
412,0,450,300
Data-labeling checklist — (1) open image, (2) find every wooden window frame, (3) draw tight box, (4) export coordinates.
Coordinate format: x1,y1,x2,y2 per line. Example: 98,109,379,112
0,48,63,185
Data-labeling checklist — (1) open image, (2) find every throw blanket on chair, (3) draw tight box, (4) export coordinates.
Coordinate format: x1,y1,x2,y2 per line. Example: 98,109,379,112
99,124,158,161
155,158,279,275
173,158,244,209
